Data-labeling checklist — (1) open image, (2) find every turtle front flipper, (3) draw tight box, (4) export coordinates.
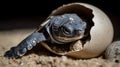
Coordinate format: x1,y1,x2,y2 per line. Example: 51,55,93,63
4,32,46,59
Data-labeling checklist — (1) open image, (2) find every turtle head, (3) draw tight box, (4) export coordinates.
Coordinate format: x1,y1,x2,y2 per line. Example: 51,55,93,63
46,14,87,44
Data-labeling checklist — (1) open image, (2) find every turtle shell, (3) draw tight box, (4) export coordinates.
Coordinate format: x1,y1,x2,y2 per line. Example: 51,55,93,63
40,3,114,58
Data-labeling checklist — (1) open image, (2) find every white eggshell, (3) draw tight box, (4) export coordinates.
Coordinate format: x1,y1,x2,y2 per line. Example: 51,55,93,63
41,2,114,58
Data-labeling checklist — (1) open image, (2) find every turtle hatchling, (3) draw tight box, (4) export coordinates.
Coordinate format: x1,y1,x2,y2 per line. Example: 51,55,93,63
4,13,87,59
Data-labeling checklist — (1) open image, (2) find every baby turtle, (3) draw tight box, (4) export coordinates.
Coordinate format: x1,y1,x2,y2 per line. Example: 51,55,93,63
4,13,87,59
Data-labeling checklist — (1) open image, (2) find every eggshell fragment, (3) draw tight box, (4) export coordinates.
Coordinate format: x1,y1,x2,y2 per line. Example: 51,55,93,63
41,3,114,58
105,41,120,63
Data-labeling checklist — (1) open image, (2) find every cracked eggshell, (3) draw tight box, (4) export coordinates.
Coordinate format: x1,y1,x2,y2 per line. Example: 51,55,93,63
41,3,114,58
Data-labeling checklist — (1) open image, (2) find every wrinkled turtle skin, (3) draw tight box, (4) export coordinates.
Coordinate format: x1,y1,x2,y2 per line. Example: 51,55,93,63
4,13,87,59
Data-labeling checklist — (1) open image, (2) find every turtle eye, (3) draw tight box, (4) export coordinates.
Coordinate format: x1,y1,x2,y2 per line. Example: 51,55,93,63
61,27,71,35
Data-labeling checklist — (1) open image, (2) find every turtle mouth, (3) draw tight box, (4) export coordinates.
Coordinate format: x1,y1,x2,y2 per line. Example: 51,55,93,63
56,35,84,42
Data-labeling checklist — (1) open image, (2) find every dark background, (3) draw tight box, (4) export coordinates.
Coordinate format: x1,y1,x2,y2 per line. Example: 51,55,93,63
0,0,120,19
0,0,120,40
